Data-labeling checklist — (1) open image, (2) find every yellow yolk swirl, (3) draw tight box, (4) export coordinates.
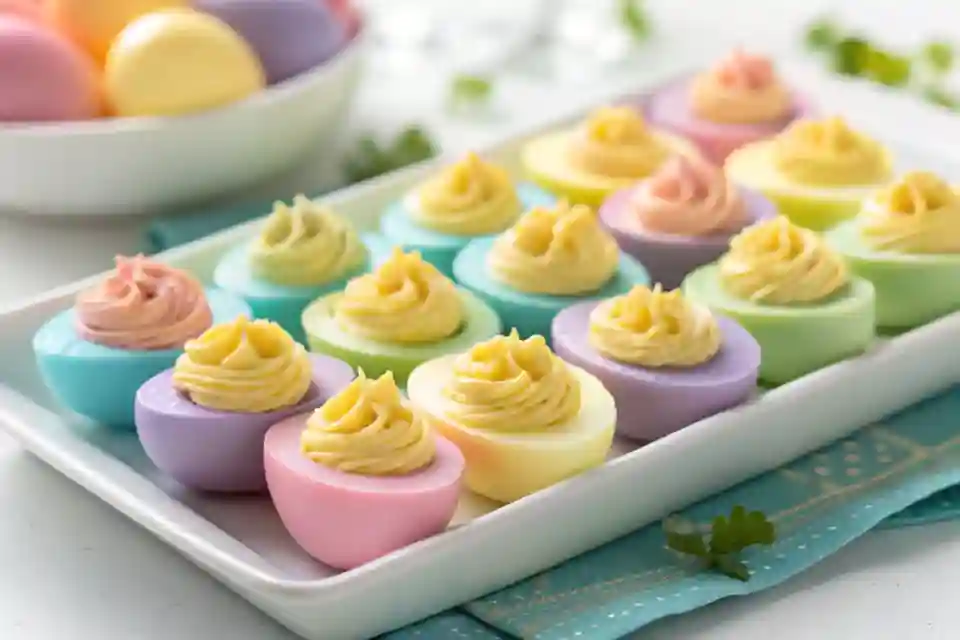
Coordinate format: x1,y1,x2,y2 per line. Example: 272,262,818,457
487,201,620,295
771,116,891,187
690,50,791,124
568,106,671,178
335,248,463,344
436,330,581,433
860,171,960,254
173,316,312,412
589,285,721,367
719,216,849,304
300,370,436,476
249,195,366,286
414,152,523,235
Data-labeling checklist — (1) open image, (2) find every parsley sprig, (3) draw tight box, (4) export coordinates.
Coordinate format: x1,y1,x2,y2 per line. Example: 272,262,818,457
341,126,438,184
449,74,495,111
803,16,959,110
663,505,776,581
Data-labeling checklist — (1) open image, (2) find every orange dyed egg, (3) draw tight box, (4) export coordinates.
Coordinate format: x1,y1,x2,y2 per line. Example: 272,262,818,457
48,0,189,61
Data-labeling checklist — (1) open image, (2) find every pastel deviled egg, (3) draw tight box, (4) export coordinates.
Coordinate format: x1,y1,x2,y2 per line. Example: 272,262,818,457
726,116,894,230
408,330,616,503
135,316,355,493
265,370,464,570
522,106,700,207
33,255,250,427
683,216,875,385
380,152,554,278
553,285,759,441
599,155,777,289
302,248,502,385
454,200,650,339
214,195,389,344
643,49,812,163
826,171,960,330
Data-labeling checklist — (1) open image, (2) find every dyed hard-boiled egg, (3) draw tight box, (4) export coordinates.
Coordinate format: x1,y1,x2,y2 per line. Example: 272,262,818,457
105,9,266,117
0,15,101,122
48,0,188,61
196,0,347,85
0,0,45,22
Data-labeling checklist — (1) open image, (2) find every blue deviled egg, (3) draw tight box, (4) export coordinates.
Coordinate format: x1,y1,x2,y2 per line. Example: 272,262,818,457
214,194,391,344
379,152,554,277
33,255,250,428
454,201,650,340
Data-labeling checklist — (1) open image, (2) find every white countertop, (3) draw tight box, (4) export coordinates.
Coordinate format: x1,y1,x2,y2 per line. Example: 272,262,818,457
3,1,960,638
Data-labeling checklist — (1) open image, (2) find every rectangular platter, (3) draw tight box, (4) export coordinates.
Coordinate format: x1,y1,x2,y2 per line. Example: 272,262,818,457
1,61,960,640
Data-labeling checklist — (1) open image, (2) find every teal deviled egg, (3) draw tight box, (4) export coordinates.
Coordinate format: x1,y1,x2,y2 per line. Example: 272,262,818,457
379,152,555,277
302,248,501,386
33,255,250,427
214,195,390,344
453,200,650,340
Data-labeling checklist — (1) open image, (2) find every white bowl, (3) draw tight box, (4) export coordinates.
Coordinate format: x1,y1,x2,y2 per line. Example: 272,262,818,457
0,26,367,218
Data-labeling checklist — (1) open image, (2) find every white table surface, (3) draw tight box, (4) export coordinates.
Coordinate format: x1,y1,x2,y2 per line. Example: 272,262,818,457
3,1,960,638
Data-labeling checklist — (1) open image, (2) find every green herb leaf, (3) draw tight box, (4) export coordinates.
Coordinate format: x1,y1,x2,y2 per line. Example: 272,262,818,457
922,85,960,110
832,37,872,76
664,516,709,558
922,41,954,74
449,74,494,109
618,0,650,42
341,126,437,185
866,49,912,87
662,506,776,582
712,555,751,582
805,17,841,52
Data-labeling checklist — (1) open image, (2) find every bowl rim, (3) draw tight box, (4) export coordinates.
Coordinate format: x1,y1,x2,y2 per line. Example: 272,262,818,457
0,15,367,138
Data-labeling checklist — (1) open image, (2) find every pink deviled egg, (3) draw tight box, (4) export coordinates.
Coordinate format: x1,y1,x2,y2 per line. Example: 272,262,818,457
265,370,464,570
642,49,813,162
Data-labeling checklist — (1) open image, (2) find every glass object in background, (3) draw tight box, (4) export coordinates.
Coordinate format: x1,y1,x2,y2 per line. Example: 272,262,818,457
356,0,541,74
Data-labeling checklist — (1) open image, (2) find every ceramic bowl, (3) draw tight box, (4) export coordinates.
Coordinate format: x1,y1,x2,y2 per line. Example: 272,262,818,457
0,20,366,218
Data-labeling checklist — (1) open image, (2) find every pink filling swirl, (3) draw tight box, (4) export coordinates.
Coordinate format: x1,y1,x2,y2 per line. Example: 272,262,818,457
629,156,747,236
74,255,213,351
713,49,777,91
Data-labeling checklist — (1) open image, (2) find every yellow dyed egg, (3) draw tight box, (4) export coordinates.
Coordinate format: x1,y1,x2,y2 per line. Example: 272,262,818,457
105,9,266,118
49,0,189,61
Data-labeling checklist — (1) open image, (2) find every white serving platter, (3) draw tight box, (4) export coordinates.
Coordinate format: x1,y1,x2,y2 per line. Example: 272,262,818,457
1,62,960,640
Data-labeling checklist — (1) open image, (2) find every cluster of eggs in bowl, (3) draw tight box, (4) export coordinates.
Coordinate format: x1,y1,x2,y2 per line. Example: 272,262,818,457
0,0,363,217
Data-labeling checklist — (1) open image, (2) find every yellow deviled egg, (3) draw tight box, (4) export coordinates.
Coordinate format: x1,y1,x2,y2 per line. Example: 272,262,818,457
408,330,616,503
725,116,895,230
522,106,702,207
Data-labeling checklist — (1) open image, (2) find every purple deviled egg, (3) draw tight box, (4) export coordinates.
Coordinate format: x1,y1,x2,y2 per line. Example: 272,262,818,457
599,155,777,289
552,284,759,442
135,316,354,493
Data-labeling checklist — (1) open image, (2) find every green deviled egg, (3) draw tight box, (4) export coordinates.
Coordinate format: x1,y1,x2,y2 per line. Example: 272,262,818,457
826,171,960,331
302,248,502,385
683,216,875,385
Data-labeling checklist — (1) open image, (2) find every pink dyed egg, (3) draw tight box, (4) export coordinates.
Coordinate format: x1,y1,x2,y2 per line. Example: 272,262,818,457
0,15,101,122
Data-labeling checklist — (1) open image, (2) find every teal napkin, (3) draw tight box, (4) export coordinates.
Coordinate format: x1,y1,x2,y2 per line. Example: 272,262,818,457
386,386,960,639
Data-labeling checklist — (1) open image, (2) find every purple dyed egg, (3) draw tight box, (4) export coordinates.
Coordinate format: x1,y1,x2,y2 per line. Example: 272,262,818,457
135,355,355,493
599,185,778,290
553,302,760,442
195,0,348,84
